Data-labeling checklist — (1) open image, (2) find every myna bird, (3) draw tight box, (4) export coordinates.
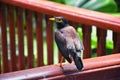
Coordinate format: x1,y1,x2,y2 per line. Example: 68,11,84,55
49,16,84,70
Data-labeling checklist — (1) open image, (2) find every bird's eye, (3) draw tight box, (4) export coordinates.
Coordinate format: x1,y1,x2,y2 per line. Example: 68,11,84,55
56,19,63,23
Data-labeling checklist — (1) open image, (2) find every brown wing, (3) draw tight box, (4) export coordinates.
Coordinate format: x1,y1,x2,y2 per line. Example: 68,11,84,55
63,26,84,52
62,26,84,70
55,30,72,63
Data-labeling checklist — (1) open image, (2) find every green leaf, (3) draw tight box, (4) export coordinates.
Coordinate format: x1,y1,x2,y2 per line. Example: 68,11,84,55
51,0,64,4
52,0,118,13
64,0,88,7
81,0,118,13
109,13,120,16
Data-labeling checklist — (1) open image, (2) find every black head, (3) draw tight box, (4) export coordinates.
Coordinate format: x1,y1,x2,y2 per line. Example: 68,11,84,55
49,16,69,29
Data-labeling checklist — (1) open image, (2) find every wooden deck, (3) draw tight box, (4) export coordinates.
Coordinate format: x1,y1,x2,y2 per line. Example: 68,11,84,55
0,0,120,80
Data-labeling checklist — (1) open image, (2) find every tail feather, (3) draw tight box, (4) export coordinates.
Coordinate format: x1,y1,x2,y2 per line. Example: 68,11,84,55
73,55,83,70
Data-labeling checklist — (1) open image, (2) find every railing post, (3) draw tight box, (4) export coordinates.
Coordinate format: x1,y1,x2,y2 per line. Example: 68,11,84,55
8,5,17,71
26,10,34,68
0,3,10,73
36,13,44,66
82,25,92,58
46,15,54,65
97,28,107,56
113,32,120,53
16,7,25,70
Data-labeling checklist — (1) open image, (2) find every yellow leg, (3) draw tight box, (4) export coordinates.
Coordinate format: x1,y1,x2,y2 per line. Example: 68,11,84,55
60,56,64,67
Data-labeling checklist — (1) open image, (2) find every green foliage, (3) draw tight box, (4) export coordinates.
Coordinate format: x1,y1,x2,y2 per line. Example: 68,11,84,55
51,0,64,3
64,0,88,7
51,0,119,13
110,13,120,16
80,0,118,13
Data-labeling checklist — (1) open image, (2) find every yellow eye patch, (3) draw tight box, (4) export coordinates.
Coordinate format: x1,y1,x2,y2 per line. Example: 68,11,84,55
55,19,63,23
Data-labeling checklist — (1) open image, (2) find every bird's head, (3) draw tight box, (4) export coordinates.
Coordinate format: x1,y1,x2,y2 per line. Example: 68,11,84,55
49,16,69,29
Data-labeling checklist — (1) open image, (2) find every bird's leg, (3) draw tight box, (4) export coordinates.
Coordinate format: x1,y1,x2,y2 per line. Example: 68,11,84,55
55,56,65,68
60,56,64,67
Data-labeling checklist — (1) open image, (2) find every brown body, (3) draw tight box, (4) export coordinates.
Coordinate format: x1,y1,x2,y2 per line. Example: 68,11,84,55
50,17,84,70
55,25,84,70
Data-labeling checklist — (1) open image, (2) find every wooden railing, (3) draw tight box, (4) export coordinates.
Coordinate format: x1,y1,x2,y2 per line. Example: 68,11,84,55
0,54,120,80
0,0,120,75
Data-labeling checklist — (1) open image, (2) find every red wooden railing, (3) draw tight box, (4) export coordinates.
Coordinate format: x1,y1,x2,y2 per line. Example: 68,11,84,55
0,54,120,80
0,0,120,77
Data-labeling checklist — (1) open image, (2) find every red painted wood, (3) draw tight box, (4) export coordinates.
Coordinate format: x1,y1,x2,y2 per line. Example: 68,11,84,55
46,15,54,65
1,0,120,32
68,21,77,30
97,28,107,56
46,65,120,80
82,25,92,58
36,13,44,66
26,10,34,68
113,32,120,53
0,3,10,73
16,7,25,70
8,5,17,71
0,54,120,80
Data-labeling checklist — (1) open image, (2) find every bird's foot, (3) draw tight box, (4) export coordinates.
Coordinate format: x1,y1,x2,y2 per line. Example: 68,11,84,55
71,61,74,64
55,63,66,68
60,62,63,67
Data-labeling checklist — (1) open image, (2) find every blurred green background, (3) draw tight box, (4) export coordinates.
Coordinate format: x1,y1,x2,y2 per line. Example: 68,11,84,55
51,0,120,15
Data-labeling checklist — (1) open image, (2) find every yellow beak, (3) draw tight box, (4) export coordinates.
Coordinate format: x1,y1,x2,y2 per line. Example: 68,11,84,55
49,18,55,21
